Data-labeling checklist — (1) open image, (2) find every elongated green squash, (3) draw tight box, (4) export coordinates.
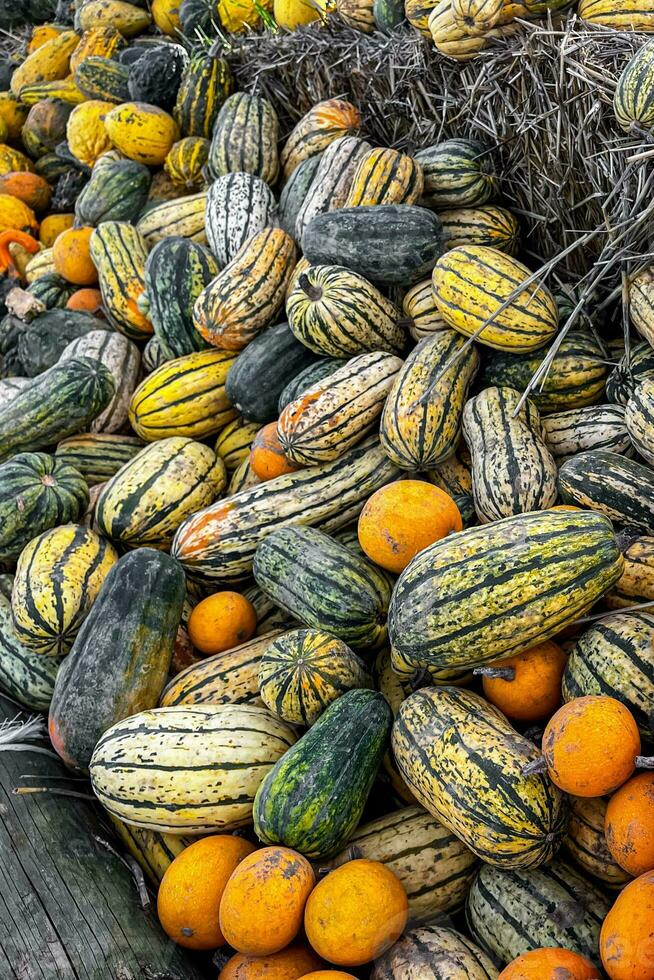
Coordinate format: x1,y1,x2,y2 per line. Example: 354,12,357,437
558,449,654,532
614,38,654,130
143,237,216,358
253,688,392,858
90,704,297,834
392,687,567,869
388,509,623,674
253,526,391,651
174,52,233,139
49,550,186,772
0,575,62,711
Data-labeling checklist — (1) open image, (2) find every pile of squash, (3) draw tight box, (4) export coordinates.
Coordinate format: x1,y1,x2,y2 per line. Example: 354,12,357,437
1,6,654,980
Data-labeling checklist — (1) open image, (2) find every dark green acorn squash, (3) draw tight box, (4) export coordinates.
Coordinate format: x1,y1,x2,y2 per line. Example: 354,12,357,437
74,56,131,104
278,154,322,236
127,45,187,112
179,0,219,35
75,156,151,227
277,357,349,413
373,0,405,30
0,308,108,378
27,273,75,310
35,152,71,183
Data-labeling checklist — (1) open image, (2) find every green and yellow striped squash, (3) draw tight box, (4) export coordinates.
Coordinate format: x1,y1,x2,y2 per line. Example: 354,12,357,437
95,437,226,550
193,228,297,351
607,341,654,405
281,99,360,178
339,808,478,923
89,222,152,340
164,137,209,191
0,452,88,561
0,575,62,711
12,523,118,656
258,628,372,726
55,433,144,486
439,205,519,254
562,610,654,735
89,704,297,834
558,449,654,533
432,246,559,352
626,378,654,464
128,349,238,443
614,39,654,130
344,147,424,208
372,925,495,980
25,246,56,282
173,52,233,139
160,632,281,708
388,509,623,675
463,386,557,523
606,534,654,609
286,264,405,357
543,404,631,463
579,0,654,30
392,687,567,869
278,351,402,466
59,330,141,435
108,815,189,885
74,55,130,102
380,329,479,471
466,861,611,965
136,192,207,248
402,278,448,340
214,417,261,471
253,526,391,651
415,138,498,208
294,136,371,242
565,796,632,888
172,436,398,583
629,265,654,347
405,0,439,33
17,78,87,106
207,92,279,185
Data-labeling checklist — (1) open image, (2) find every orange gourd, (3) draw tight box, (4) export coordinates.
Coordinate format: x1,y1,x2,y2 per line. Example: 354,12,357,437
66,287,104,314
605,772,654,876
52,225,98,285
0,171,52,213
39,212,74,247
304,859,408,967
498,948,601,979
0,229,40,276
600,870,654,980
477,640,567,722
157,835,256,951
187,592,257,656
219,946,324,980
357,480,463,574
0,194,38,235
219,847,315,956
250,423,300,481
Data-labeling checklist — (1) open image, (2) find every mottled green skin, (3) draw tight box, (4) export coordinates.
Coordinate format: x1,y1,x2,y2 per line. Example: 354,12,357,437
373,0,405,31
144,238,215,358
253,688,392,858
0,576,61,711
277,357,347,414
26,274,75,310
75,156,150,227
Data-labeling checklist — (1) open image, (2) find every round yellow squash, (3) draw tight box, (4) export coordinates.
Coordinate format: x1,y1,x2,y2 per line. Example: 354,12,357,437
67,100,114,167
273,0,324,26
0,194,38,234
151,0,182,34
218,0,273,31
105,103,180,167
76,0,152,36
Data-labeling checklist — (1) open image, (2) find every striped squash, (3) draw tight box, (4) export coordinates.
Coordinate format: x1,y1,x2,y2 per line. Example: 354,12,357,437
0,575,62,711
257,628,371,726
294,135,371,241
160,633,280,708
462,386,558,523
12,524,118,656
543,404,632,462
340,809,478,923
207,92,279,184
74,56,130,102
142,336,170,374
388,509,623,675
174,52,233,139
55,433,144,486
607,341,654,405
280,98,360,178
25,247,56,282
278,351,402,466
614,39,654,130
164,137,209,190
89,222,152,340
286,264,405,356
193,228,297,351
451,0,502,33
227,456,261,495
205,171,278,267
402,277,448,339
629,265,654,346
215,417,261,471
380,329,479,470
405,0,439,33
606,534,654,609
172,436,398,583
89,704,297,834
345,147,424,207
136,192,207,248
428,0,520,59
439,205,519,254
16,78,86,106
579,0,654,30
479,331,607,413
279,154,322,235
415,138,498,208
466,860,611,965
392,687,567,869
565,796,632,888
278,358,348,413
253,526,392,650
108,816,189,886
95,437,226,550
372,925,495,980
0,452,88,562
626,378,654,463
128,349,237,442
336,0,375,30
59,330,141,434
562,610,654,734
432,246,559,352
428,444,472,495
558,449,654,532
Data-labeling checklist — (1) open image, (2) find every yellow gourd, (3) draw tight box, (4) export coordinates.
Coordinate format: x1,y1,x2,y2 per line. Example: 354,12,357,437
105,103,180,166
273,0,324,26
67,100,114,167
40,213,75,247
10,30,79,97
28,24,68,53
218,0,273,31
0,145,34,176
69,26,124,72
75,0,152,36
0,94,29,140
0,195,39,235
152,0,182,34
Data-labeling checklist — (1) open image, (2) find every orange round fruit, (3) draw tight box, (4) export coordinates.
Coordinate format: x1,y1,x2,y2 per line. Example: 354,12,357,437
157,835,256,950
220,846,315,956
52,225,98,285
600,870,654,979
498,948,601,979
219,945,324,980
187,591,257,655
605,771,654,876
66,287,103,313
480,640,567,722
357,480,462,574
304,859,408,966
250,423,299,481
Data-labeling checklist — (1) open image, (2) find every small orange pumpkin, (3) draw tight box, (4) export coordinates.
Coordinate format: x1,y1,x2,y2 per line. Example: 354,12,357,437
39,212,74,247
498,948,601,979
52,225,98,285
219,946,324,980
605,771,654,877
250,423,300,481
477,640,567,722
600,870,654,980
0,171,52,213
66,287,104,314
187,591,257,656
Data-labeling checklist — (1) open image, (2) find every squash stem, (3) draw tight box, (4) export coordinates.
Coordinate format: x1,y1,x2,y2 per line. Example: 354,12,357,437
472,666,516,681
299,274,322,302
522,757,548,776
636,755,654,769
